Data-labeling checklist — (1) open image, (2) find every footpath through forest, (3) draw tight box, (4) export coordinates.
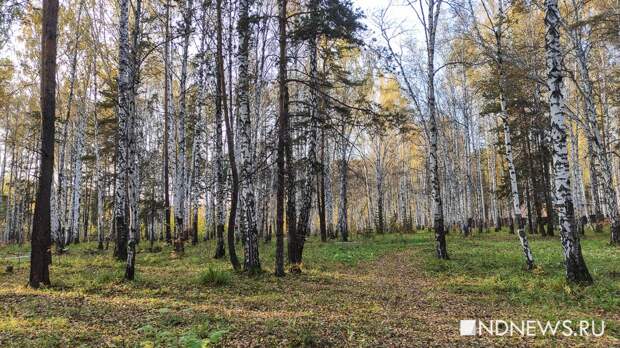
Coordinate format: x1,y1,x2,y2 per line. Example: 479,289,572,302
0,232,618,347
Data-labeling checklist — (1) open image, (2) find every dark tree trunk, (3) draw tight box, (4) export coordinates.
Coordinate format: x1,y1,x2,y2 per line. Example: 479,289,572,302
213,0,226,260
541,139,555,236
286,142,298,267
274,0,288,277
30,0,58,289
317,168,327,242
525,178,534,234
192,207,198,245
217,0,240,271
82,180,91,242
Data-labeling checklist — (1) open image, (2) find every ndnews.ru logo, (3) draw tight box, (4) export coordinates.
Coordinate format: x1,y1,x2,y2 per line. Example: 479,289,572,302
460,319,605,337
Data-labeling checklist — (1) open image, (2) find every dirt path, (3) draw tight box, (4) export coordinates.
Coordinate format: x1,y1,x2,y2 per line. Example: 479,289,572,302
1,243,616,347
335,248,512,347
247,248,615,347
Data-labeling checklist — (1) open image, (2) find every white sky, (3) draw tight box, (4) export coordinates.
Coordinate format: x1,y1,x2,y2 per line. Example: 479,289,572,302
354,0,425,40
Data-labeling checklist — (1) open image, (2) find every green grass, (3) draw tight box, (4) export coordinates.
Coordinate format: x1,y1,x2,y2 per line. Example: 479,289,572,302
0,230,618,346
423,229,619,307
197,266,232,287
420,228,620,338
301,233,413,268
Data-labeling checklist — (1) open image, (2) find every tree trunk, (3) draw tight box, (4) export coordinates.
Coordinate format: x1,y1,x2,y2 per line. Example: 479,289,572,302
115,0,130,266
173,0,191,254
69,104,86,244
163,0,173,245
544,0,593,282
55,0,84,251
274,0,288,277
237,0,261,273
425,0,448,259
573,39,620,244
213,0,226,260
217,0,240,271
500,116,534,269
93,55,104,250
337,124,348,242
293,16,320,267
495,0,533,269
30,0,58,288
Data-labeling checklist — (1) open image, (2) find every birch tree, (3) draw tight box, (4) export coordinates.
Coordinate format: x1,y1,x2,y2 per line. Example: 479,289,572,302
544,0,593,282
55,0,84,250
163,0,173,244
68,101,86,244
213,0,227,258
465,0,534,269
237,0,261,272
410,0,448,258
115,0,130,265
173,0,192,254
274,0,288,277
565,0,620,244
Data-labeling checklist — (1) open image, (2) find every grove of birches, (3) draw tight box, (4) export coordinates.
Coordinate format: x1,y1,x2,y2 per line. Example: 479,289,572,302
0,0,619,345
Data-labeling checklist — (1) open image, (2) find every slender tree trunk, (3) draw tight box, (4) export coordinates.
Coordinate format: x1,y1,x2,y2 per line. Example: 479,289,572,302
374,146,385,234
500,116,534,269
325,144,335,239
569,121,589,233
55,0,84,251
163,0,173,245
425,0,448,259
173,0,191,254
93,56,104,250
115,0,130,265
574,48,620,244
285,136,297,261
237,0,260,273
317,129,327,242
495,0,533,268
545,0,593,282
0,120,7,216
274,0,288,277
217,0,240,270
337,124,348,242
213,0,227,259
125,0,142,279
30,0,58,288
69,104,86,244
292,17,320,267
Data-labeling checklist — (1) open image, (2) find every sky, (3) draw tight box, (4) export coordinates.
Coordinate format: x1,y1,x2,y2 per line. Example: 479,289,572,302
353,0,425,46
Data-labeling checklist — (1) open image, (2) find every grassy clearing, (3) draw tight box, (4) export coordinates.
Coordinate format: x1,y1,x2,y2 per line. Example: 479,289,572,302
422,229,620,340
0,230,618,347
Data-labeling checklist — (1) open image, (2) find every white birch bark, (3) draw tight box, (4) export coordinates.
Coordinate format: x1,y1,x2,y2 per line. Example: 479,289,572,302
568,122,588,221
494,0,534,268
0,129,7,215
116,0,130,269
569,23,620,243
297,39,320,243
324,144,334,238
173,0,192,252
545,0,593,281
237,0,260,271
68,102,86,243
93,59,104,249
501,111,534,269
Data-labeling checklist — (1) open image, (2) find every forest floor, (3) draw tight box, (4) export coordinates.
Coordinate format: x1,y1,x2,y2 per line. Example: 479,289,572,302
0,229,618,347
